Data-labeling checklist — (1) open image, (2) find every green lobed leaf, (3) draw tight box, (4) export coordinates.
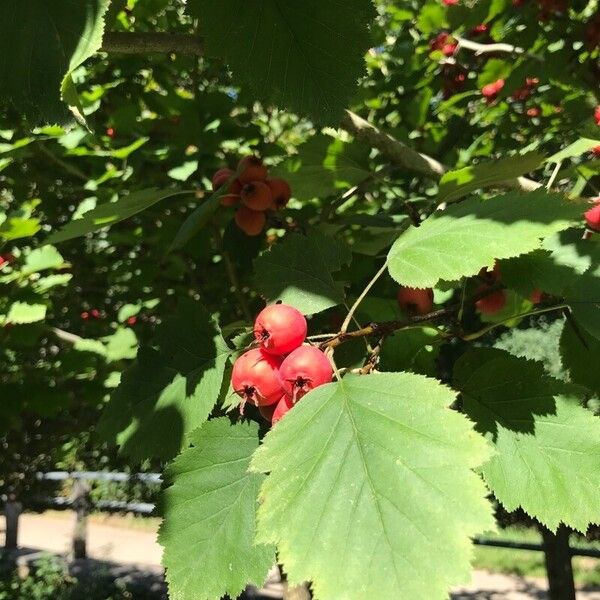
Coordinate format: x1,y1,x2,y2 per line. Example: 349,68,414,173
159,419,274,600
455,348,600,532
271,135,371,200
437,152,544,204
0,0,110,124
388,191,582,288
189,0,376,123
97,300,231,461
251,373,494,600
254,231,351,314
47,189,186,244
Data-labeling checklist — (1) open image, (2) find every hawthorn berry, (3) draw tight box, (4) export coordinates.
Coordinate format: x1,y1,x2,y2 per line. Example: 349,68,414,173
396,287,434,316
90,309,101,319
279,345,333,402
442,0,458,5
81,311,90,320
237,155,268,185
481,79,505,100
241,181,273,211
591,146,600,158
584,201,600,231
529,289,543,304
471,23,488,35
127,316,137,326
267,178,292,210
232,348,284,408
475,289,507,315
595,106,600,127
235,206,266,236
272,394,294,425
212,168,235,190
106,127,115,138
254,303,307,355
527,107,541,118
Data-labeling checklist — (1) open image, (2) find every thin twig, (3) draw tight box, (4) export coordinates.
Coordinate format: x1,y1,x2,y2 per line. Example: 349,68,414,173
546,160,562,190
52,328,83,344
340,261,388,334
455,37,525,56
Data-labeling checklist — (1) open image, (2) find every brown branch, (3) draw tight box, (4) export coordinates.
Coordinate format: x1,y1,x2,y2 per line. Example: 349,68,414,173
341,110,542,194
101,32,204,55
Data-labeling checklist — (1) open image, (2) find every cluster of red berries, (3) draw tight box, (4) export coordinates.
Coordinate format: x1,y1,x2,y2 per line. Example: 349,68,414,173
232,304,333,426
81,309,103,320
395,262,547,320
211,156,292,237
430,32,457,57
511,77,539,102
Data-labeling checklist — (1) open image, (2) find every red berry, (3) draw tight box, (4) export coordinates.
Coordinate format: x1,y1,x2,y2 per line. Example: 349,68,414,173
127,316,137,326
272,394,295,425
396,287,434,316
254,304,307,355
529,289,543,304
471,23,488,35
235,206,266,236
237,156,268,185
481,79,505,99
81,311,89,320
595,106,600,127
106,127,115,138
241,181,273,211
279,345,333,402
220,180,242,206
267,178,292,210
442,0,458,5
475,289,507,315
584,201,600,231
212,168,235,190
90,309,101,319
591,145,600,158
231,348,284,408
525,77,539,87
527,107,541,118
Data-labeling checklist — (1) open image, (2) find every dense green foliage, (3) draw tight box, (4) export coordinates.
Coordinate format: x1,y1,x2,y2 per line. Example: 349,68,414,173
1,1,599,599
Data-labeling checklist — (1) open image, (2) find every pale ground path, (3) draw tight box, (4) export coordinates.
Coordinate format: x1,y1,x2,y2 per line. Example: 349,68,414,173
3,512,600,600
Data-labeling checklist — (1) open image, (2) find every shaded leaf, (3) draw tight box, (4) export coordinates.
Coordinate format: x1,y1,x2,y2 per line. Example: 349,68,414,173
254,231,351,314
189,0,375,123
97,300,230,461
47,189,184,244
455,348,600,532
159,419,274,600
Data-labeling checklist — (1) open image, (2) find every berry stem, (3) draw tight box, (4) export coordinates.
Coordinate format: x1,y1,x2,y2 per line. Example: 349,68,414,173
340,260,388,334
